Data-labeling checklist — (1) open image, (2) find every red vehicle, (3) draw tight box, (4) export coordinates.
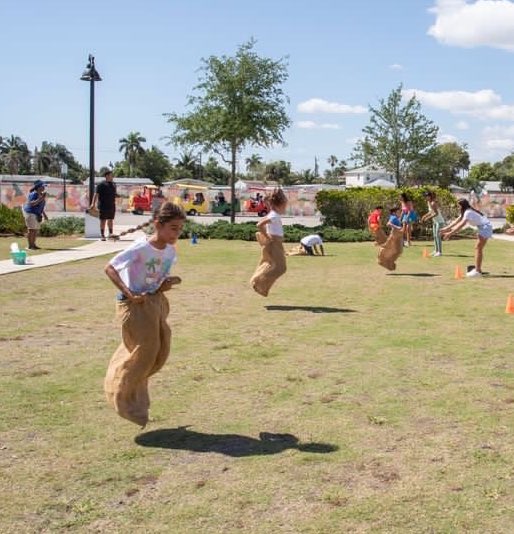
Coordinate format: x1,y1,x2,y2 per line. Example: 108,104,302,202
243,197,269,217
128,185,163,215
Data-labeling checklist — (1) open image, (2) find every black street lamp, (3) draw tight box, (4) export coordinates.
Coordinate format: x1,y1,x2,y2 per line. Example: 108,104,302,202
80,54,102,204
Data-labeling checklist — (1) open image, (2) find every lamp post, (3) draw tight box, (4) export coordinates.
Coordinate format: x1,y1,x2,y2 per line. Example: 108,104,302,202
80,54,102,204
60,161,68,212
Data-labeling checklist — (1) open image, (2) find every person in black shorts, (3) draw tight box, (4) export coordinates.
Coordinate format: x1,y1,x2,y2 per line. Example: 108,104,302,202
90,170,117,240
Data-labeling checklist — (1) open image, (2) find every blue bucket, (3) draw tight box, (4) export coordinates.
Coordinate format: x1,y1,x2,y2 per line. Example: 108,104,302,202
10,250,27,265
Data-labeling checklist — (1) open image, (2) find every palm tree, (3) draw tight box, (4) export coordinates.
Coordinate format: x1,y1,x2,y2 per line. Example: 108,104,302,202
245,154,263,176
0,135,31,174
119,131,146,176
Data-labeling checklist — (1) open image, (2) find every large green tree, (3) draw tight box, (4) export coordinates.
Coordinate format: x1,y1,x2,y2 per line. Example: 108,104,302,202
410,142,470,187
119,131,146,177
138,146,172,185
165,39,291,222
353,85,439,186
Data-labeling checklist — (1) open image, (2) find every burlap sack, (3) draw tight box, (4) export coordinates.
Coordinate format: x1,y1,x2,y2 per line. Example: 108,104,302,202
104,292,171,427
250,232,287,297
374,228,387,246
286,244,307,256
377,228,404,271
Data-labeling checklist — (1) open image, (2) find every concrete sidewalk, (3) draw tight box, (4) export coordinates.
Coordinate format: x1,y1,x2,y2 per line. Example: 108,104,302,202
0,229,145,276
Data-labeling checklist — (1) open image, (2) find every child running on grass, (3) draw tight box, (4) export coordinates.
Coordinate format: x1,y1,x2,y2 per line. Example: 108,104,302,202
440,198,493,278
250,188,288,297
104,202,185,426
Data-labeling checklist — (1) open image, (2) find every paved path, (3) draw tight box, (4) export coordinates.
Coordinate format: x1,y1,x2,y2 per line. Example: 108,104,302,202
2,227,514,277
0,228,145,276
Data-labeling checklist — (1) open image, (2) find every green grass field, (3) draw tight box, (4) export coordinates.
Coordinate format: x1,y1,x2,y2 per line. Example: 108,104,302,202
0,236,87,260
1,238,513,533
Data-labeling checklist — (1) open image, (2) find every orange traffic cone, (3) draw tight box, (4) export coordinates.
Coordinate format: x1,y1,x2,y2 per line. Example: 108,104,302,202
422,248,430,258
454,265,464,280
505,294,514,314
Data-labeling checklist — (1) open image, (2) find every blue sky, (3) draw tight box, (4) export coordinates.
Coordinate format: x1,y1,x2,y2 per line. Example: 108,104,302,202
3,0,514,173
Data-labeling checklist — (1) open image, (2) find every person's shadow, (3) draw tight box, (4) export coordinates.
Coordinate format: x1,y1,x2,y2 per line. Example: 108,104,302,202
135,427,338,457
265,305,356,313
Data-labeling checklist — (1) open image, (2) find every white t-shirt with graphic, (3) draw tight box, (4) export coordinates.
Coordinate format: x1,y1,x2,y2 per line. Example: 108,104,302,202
109,238,177,295
266,210,284,237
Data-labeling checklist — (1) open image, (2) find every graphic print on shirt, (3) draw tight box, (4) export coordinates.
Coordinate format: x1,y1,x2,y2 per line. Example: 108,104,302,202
144,256,173,290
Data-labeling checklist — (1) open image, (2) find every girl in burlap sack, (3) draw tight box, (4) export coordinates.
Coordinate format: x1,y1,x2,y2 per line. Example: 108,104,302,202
104,202,185,427
250,188,288,297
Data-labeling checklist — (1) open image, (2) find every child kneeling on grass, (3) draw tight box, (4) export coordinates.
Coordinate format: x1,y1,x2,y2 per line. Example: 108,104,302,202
104,202,185,427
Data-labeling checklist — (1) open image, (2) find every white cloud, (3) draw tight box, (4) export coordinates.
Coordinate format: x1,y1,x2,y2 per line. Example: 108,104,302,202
296,121,340,130
438,133,459,143
481,125,514,151
389,63,403,70
297,98,367,114
428,0,514,51
456,120,470,130
404,88,514,120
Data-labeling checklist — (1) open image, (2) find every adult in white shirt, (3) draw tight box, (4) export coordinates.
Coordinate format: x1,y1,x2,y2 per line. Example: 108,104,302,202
440,198,493,277
300,234,325,256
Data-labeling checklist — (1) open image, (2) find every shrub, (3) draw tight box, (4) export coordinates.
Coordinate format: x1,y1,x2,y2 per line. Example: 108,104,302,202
0,204,26,235
180,219,371,242
39,217,85,237
315,187,458,231
506,204,514,225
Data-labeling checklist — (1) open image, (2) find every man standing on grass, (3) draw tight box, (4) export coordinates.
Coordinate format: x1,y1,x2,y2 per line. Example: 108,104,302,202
90,170,117,241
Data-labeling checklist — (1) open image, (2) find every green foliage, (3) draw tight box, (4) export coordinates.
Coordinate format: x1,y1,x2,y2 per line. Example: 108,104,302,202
352,85,439,185
0,204,26,234
165,39,291,222
506,205,514,225
180,219,371,242
410,142,470,188
39,217,85,237
316,187,457,229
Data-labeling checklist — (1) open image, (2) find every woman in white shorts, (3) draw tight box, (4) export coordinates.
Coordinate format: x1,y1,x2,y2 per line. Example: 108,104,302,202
440,198,493,277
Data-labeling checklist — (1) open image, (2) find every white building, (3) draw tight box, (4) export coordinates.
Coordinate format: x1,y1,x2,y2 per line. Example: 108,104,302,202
344,166,396,188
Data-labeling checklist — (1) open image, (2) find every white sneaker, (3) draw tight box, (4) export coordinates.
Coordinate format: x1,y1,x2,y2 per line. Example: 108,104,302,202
432,252,442,257
466,269,482,278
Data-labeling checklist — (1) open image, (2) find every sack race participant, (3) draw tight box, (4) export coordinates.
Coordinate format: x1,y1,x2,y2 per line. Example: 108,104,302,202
104,202,185,426
250,189,288,297
367,206,386,246
377,207,404,271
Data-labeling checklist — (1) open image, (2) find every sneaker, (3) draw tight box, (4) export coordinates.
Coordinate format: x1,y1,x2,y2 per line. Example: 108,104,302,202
432,252,442,257
403,242,409,247
466,269,482,278
100,236,106,241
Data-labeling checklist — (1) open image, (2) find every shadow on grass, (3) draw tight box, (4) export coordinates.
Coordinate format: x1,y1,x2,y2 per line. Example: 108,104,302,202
485,274,514,278
135,427,339,457
386,273,440,277
265,305,356,313
442,253,474,258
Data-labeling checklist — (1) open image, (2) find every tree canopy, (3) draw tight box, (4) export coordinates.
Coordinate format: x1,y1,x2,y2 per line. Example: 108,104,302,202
353,85,439,186
165,39,291,222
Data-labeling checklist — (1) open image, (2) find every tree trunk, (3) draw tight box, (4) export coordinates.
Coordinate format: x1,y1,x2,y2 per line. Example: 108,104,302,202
230,144,237,224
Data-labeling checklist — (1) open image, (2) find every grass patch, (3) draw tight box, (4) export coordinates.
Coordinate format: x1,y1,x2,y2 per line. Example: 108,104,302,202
0,239,513,532
0,236,88,260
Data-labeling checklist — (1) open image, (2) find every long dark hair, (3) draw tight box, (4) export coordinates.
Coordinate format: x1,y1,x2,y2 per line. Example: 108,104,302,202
458,198,483,217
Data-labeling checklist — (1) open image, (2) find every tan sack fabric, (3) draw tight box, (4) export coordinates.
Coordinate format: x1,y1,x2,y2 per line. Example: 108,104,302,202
104,292,171,427
250,232,287,297
377,228,404,271
374,227,387,246
286,244,307,256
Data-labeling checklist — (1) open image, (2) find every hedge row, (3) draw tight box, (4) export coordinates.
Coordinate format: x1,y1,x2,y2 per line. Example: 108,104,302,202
39,217,85,237
315,187,458,230
180,220,372,242
0,205,26,235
